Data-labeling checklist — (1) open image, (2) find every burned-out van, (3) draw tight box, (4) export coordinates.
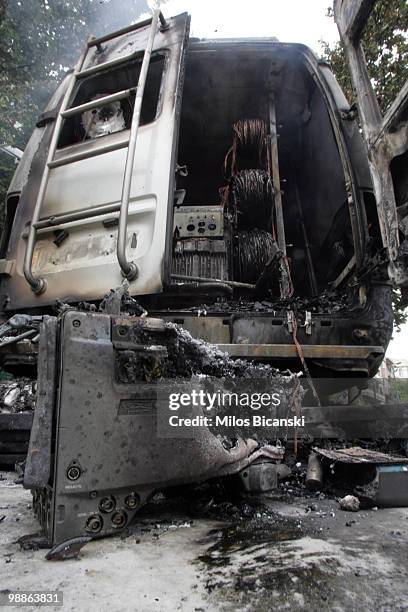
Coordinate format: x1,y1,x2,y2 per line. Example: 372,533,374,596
0,4,407,545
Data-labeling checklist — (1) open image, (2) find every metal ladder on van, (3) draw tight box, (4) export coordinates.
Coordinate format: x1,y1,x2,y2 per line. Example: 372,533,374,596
23,9,168,294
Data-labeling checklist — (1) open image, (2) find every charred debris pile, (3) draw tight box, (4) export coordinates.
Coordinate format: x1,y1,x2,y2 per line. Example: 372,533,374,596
0,379,35,414
0,292,299,405
183,289,350,316
0,298,302,474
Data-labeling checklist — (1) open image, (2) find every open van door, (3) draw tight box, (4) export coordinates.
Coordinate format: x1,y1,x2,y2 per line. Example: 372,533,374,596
334,0,408,292
0,10,190,309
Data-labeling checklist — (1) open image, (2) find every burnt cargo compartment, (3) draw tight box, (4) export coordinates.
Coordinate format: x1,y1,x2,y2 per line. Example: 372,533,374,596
167,40,392,377
175,42,352,295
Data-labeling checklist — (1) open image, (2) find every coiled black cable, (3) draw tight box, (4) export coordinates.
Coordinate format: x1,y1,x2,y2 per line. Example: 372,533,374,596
234,229,278,284
230,169,274,231
231,118,267,171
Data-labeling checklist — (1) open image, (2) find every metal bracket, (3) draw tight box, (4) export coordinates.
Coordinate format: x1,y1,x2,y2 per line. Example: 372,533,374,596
36,109,58,128
0,259,15,276
286,311,294,333
301,311,313,335
286,311,313,335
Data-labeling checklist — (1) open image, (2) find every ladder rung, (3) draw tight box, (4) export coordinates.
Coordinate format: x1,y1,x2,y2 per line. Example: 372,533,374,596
77,54,138,79
48,137,129,169
33,202,121,231
61,89,135,119
88,17,153,48
87,12,167,49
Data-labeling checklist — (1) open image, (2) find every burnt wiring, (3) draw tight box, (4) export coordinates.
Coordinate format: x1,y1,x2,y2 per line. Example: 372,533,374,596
230,169,274,231
223,116,295,297
234,229,279,284
217,116,295,297
288,310,321,407
223,119,268,178
219,185,230,209
290,375,304,456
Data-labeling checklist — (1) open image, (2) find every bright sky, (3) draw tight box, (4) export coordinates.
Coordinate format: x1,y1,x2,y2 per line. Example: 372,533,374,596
387,323,408,360
162,0,339,52
157,0,406,361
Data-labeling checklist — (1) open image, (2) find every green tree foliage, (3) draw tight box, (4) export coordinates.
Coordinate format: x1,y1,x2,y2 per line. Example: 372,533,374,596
0,0,153,215
392,378,408,403
321,0,408,113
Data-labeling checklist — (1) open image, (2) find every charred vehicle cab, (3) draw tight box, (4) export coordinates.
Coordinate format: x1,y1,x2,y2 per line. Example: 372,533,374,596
0,6,406,545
